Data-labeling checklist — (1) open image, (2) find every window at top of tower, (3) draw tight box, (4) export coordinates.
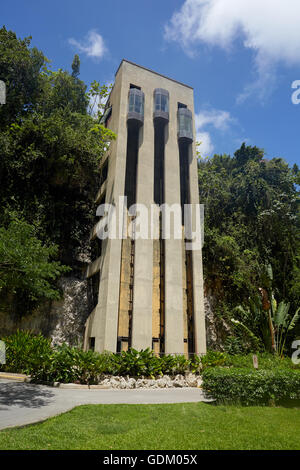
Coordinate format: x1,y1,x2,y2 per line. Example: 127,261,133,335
127,88,144,126
177,107,193,143
128,90,144,114
153,88,169,122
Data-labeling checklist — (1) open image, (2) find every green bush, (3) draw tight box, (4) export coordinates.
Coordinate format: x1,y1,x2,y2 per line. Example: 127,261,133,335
4,331,298,389
30,344,109,385
224,335,246,355
224,352,300,370
200,350,227,370
107,349,191,378
0,330,52,375
108,349,159,377
202,367,300,405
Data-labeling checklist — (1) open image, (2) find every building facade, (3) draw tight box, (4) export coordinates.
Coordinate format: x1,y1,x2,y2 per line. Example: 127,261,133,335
84,60,206,355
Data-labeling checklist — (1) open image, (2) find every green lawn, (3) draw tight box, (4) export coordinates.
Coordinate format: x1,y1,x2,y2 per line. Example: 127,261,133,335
0,403,299,450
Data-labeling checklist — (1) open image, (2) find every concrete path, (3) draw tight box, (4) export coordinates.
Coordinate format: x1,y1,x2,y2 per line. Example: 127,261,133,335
0,378,210,430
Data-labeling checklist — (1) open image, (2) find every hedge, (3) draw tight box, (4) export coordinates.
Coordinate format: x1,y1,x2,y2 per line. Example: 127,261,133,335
202,367,300,405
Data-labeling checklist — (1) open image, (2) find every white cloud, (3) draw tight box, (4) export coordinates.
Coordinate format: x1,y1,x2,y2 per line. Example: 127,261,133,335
196,131,214,157
68,30,107,60
195,108,235,157
195,109,234,132
165,0,300,100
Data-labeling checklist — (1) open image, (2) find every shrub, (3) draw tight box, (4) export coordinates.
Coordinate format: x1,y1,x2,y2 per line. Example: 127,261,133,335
108,348,159,377
224,352,300,370
31,344,108,384
224,335,246,355
200,350,227,370
106,349,191,378
0,330,52,375
202,367,300,405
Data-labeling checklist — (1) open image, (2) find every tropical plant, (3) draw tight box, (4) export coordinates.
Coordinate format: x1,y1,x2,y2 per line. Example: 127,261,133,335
231,266,299,355
0,330,52,374
273,301,300,357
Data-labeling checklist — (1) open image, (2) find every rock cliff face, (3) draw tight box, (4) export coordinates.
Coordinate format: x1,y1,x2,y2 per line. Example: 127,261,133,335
48,276,91,346
204,290,231,351
0,274,91,345
0,243,92,345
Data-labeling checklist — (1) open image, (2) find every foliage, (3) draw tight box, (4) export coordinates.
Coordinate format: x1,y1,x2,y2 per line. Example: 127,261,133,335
198,144,300,336
29,346,196,383
96,349,194,378
0,330,52,375
199,350,227,370
223,352,300,370
30,344,110,385
0,26,115,315
224,335,246,355
0,26,45,126
108,348,160,377
231,265,300,355
202,366,300,405
0,215,69,307
87,80,112,118
273,301,300,356
2,331,300,388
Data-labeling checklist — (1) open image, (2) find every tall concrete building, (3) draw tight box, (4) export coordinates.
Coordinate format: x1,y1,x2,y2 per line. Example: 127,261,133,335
84,60,206,355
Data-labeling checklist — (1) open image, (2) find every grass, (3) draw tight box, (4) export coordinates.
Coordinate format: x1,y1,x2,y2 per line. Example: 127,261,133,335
0,402,300,450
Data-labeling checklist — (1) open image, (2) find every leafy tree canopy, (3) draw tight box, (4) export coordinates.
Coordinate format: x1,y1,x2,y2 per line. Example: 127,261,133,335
198,143,300,315
0,26,115,313
0,215,69,303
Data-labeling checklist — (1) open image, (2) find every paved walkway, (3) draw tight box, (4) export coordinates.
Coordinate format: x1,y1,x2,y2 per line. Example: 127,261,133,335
0,378,210,430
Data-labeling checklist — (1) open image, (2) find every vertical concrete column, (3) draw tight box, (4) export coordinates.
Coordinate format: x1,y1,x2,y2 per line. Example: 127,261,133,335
188,140,207,354
93,70,128,352
163,98,185,354
131,88,154,350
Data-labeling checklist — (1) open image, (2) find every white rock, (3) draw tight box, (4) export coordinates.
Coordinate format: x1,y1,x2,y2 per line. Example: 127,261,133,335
126,378,136,389
196,377,203,388
185,373,198,387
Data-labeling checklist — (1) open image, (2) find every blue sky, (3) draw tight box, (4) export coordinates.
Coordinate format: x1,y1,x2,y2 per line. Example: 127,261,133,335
2,0,300,166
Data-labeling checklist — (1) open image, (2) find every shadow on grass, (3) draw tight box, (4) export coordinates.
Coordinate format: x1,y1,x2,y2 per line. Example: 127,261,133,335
0,381,54,409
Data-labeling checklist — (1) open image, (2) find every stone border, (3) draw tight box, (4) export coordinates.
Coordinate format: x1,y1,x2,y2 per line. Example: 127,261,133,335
0,371,203,390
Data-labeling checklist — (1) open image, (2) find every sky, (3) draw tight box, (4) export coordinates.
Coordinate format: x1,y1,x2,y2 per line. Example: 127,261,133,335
2,0,300,166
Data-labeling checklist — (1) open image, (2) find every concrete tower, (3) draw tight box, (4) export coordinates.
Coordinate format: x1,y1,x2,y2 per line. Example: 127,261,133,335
84,60,206,355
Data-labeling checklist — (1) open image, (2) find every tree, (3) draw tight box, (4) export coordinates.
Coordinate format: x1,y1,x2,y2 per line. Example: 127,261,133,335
0,27,115,317
198,143,300,326
0,26,46,126
0,215,69,313
71,54,80,79
0,27,115,262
